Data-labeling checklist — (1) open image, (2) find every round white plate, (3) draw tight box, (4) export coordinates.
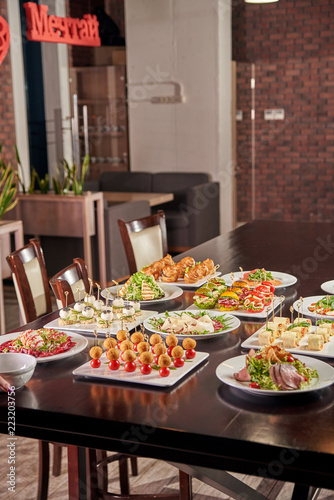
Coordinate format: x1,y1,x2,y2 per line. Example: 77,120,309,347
0,331,88,364
101,284,183,304
143,310,240,339
321,280,334,295
216,354,334,396
221,271,297,290
293,295,334,320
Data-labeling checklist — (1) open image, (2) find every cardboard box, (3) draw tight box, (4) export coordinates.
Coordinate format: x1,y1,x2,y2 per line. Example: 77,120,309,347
91,47,126,66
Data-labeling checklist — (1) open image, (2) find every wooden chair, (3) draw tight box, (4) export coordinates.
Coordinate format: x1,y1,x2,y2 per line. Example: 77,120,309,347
118,211,168,274
49,257,90,308
6,238,52,324
6,239,62,499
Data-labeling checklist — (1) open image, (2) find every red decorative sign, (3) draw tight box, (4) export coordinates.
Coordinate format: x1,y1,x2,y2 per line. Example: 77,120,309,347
0,16,10,66
23,2,101,47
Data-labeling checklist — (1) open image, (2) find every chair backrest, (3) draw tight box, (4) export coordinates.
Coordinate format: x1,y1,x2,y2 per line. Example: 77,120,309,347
118,211,168,275
6,238,52,324
49,258,90,308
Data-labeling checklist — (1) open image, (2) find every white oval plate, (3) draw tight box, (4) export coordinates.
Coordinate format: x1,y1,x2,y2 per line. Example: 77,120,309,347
321,280,334,295
293,295,334,320
221,271,297,290
143,310,240,340
0,331,88,364
160,272,222,288
216,354,334,396
101,284,183,304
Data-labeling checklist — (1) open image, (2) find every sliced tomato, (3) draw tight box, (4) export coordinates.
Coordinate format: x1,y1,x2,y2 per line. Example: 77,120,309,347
261,281,275,293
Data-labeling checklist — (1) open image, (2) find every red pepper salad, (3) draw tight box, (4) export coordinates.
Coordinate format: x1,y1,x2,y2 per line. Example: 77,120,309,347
0,328,76,358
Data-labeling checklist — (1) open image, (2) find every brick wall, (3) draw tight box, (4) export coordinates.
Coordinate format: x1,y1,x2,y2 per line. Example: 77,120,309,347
0,0,16,166
233,0,334,222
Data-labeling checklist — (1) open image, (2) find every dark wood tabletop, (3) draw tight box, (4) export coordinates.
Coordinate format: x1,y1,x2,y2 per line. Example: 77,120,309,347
1,220,334,497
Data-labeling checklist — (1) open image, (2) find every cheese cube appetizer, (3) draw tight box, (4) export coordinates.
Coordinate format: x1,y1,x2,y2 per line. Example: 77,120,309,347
315,327,330,343
258,329,273,346
273,316,290,329
281,332,299,349
317,322,334,335
294,317,311,325
307,334,324,351
265,322,279,338
289,326,308,340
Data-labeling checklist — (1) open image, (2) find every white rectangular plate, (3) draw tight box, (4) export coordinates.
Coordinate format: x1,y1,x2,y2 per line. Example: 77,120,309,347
186,296,282,319
44,310,158,336
160,272,222,288
241,324,334,358
73,351,209,387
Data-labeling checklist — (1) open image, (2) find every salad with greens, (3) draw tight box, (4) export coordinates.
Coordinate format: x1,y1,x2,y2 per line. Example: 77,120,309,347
119,272,165,301
309,295,334,316
0,328,75,358
148,310,235,336
234,346,318,391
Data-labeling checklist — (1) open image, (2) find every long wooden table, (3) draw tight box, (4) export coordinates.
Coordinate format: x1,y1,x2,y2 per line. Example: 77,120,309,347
1,220,334,499
103,191,174,207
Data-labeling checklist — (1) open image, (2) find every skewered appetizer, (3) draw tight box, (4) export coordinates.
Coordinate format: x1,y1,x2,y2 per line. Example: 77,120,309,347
89,346,103,368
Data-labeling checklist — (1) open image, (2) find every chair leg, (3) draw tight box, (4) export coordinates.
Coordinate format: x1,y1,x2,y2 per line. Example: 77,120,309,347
119,456,130,495
52,443,62,476
179,471,192,500
130,456,138,476
96,450,108,491
37,441,50,500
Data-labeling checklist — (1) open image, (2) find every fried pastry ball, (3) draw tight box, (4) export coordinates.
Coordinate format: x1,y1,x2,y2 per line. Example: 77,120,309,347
106,348,120,361
120,340,133,352
140,351,154,365
137,341,150,354
89,346,103,359
116,329,128,341
158,354,171,367
154,343,166,356
123,349,136,362
182,338,196,350
103,337,117,349
171,346,184,358
166,334,178,347
150,333,162,346
131,331,144,344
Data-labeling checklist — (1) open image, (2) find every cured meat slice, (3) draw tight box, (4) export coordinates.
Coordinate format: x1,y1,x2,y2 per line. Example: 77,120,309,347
234,366,251,382
279,364,304,390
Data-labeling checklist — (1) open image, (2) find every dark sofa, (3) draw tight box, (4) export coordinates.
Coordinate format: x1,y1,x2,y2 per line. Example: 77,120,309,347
97,171,220,252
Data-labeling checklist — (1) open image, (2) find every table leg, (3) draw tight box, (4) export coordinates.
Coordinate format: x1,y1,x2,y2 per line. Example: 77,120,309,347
67,445,87,500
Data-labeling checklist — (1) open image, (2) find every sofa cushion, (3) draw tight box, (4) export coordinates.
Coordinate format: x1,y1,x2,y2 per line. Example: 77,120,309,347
151,172,210,193
100,172,152,192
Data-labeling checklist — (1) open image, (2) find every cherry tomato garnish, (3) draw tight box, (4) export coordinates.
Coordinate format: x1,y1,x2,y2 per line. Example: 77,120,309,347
185,349,196,359
120,352,126,361
90,358,101,368
159,367,170,377
151,346,155,354
286,355,294,362
154,355,160,365
173,358,184,368
255,354,262,359
167,346,174,357
124,361,136,372
140,364,152,375
117,341,122,349
108,360,120,371
133,343,138,352
249,382,260,389
303,376,308,382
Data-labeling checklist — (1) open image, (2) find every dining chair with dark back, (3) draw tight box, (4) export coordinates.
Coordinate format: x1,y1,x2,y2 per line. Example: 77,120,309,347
6,238,63,499
118,211,168,274
49,257,91,308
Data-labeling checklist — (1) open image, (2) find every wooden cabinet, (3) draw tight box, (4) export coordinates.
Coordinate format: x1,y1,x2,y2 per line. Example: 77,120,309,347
70,65,129,180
